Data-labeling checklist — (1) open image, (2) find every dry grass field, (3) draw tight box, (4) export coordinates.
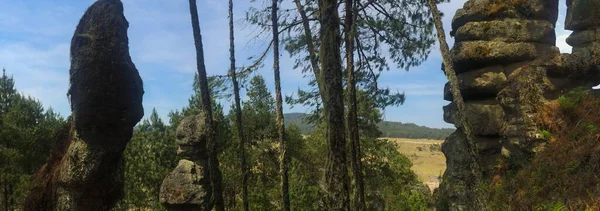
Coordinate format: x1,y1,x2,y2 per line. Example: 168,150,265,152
383,138,446,191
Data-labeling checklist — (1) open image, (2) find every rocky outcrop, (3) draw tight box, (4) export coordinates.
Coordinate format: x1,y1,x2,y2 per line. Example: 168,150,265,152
438,0,600,210
24,0,144,210
160,114,212,211
567,0,600,59
436,0,560,210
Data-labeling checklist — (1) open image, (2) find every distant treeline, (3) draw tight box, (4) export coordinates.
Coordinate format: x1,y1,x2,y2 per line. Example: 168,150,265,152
284,113,454,140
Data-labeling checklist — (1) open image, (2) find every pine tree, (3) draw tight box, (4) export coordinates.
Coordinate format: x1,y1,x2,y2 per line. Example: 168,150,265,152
227,0,249,210
344,0,366,209
271,0,290,210
0,69,65,210
187,0,224,210
318,0,351,209
118,108,177,210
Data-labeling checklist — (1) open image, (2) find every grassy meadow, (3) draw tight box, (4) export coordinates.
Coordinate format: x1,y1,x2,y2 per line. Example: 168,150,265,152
384,138,446,191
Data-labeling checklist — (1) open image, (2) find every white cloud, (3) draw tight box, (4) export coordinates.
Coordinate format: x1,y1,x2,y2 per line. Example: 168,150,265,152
0,42,70,115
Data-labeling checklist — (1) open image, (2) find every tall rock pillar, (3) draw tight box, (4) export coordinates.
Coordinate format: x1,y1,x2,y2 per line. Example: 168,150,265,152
160,114,212,211
24,0,144,210
436,0,559,210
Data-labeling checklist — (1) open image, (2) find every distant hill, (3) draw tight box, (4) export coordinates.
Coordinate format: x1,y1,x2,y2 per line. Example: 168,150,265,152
284,112,316,134
284,113,454,140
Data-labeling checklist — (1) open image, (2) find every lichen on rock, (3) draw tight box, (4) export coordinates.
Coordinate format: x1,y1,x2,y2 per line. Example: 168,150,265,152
160,114,212,211
437,0,600,209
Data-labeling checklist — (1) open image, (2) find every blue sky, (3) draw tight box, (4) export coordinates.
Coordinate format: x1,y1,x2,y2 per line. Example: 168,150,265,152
0,0,571,128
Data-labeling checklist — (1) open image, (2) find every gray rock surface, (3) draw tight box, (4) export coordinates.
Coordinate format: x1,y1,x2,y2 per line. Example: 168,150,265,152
161,114,212,210
160,160,208,211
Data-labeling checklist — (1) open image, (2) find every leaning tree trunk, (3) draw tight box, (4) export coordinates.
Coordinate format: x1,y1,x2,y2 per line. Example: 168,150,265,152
228,1,249,210
318,0,351,209
344,0,365,210
188,0,224,210
271,0,290,210
426,0,486,209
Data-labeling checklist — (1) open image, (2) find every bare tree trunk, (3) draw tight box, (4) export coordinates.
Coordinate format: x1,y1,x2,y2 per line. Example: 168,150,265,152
188,1,224,210
426,0,486,209
271,0,290,210
318,0,351,209
227,1,248,210
344,0,365,210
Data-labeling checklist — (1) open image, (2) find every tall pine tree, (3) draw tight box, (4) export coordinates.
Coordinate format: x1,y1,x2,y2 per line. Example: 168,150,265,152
270,0,290,210
318,0,351,209
187,0,224,209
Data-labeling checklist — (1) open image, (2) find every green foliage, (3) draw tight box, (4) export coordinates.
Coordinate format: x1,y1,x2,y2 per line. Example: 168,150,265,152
585,123,597,132
490,87,600,209
540,130,553,140
535,202,567,211
377,122,454,140
114,108,178,211
248,0,440,119
558,87,588,108
0,69,65,210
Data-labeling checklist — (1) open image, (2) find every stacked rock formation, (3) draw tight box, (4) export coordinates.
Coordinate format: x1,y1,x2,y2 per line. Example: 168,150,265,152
567,0,600,58
24,0,144,210
438,0,600,210
160,114,211,211
437,0,560,209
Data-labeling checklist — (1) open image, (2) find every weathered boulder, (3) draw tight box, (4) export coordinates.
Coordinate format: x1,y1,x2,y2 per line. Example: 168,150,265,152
161,114,212,210
435,129,480,211
455,19,555,44
566,0,600,57
461,66,506,97
444,66,506,100
160,160,209,211
566,28,600,46
176,114,209,161
439,0,600,209
565,0,600,31
451,0,559,34
452,41,558,71
25,0,143,210
443,102,504,136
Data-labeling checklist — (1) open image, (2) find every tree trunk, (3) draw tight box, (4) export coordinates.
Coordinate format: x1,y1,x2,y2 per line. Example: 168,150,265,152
7,185,12,211
426,0,486,209
271,0,290,210
318,0,351,209
188,1,224,210
344,0,365,210
3,183,7,211
228,1,248,211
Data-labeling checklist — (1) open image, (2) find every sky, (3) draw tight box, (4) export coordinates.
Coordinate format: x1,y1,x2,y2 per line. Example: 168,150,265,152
0,0,572,128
